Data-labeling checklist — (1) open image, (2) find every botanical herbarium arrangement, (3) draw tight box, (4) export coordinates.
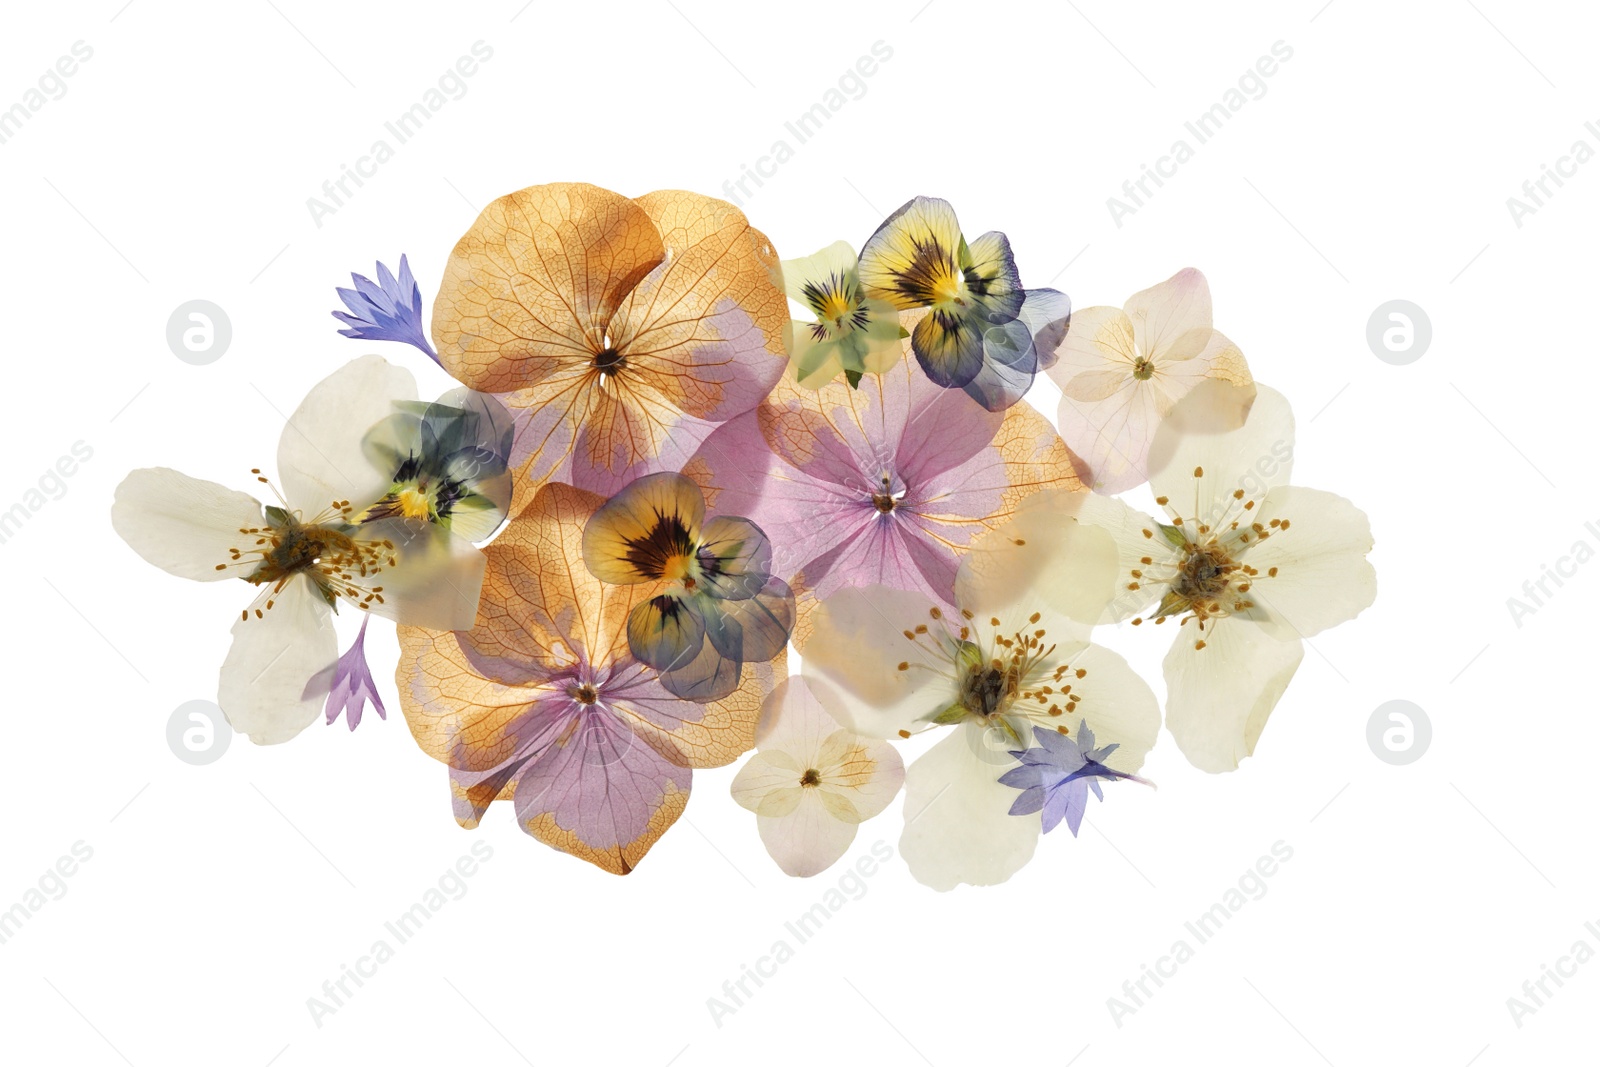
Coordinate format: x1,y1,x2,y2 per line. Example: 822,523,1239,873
112,185,1375,890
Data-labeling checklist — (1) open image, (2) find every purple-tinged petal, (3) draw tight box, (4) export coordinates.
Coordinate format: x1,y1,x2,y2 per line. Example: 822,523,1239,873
323,616,387,730
331,254,438,363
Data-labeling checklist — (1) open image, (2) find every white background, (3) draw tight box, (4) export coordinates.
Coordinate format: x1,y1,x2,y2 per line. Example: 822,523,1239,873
1,1,1594,1064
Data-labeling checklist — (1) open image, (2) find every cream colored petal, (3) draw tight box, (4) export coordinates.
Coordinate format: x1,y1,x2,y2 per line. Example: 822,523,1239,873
218,577,336,745
1012,489,1174,623
1243,486,1376,639
814,731,903,822
757,791,858,877
954,500,1118,635
1149,382,1293,517
1163,617,1304,773
731,751,804,814
111,468,264,582
355,519,487,631
899,725,1040,890
1126,267,1212,364
801,586,952,739
278,355,417,515
780,240,860,306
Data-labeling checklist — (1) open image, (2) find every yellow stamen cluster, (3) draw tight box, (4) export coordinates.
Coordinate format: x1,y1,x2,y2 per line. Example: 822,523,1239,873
1124,466,1293,645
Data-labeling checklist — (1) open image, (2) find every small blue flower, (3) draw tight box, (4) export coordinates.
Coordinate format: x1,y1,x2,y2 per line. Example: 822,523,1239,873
324,616,386,730
999,723,1153,836
332,255,437,362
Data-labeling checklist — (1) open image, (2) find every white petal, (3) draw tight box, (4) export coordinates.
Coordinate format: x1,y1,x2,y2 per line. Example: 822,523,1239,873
757,791,858,878
1163,617,1304,773
899,725,1040,890
278,355,417,515
1245,485,1376,638
111,468,264,582
1149,383,1292,517
1126,267,1212,364
356,520,486,630
1014,643,1160,771
218,576,337,745
1006,489,1170,624
955,498,1116,637
802,586,950,738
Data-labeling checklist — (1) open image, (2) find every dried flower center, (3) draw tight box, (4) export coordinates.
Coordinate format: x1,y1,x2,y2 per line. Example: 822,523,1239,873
572,682,599,706
1132,357,1155,381
799,769,821,787
1124,466,1294,647
218,482,397,619
593,346,626,376
897,604,1087,735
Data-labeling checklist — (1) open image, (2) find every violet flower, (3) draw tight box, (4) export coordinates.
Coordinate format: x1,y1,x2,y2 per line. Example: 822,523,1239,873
324,616,386,730
1001,723,1153,836
333,255,438,362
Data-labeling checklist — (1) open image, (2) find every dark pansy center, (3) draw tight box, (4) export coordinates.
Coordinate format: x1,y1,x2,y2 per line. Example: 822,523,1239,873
624,514,699,582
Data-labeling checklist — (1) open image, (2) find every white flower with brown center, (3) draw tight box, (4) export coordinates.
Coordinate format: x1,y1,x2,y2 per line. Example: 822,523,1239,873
111,356,487,745
1047,383,1376,772
801,510,1159,890
731,677,903,877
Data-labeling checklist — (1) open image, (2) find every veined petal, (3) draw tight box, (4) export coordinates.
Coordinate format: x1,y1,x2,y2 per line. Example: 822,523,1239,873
900,725,1040,890
857,196,966,310
1126,267,1213,364
696,515,774,600
757,793,859,877
911,308,986,388
432,182,665,393
608,190,788,424
582,471,704,585
1245,486,1376,639
513,707,690,875
702,578,795,665
961,230,1024,323
626,594,706,671
781,240,861,308
278,354,418,516
111,468,265,582
1164,617,1304,773
218,576,337,745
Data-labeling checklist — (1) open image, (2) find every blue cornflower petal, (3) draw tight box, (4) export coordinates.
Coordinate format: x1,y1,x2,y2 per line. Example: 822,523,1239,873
999,722,1153,836
332,254,438,362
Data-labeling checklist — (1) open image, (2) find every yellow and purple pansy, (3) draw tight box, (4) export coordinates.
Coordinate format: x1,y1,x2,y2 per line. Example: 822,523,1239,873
856,196,1071,411
581,472,795,702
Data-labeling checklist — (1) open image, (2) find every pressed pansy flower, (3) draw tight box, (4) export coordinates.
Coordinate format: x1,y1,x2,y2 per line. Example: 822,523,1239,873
333,255,437,362
323,616,386,730
730,677,903,877
856,196,1070,410
780,240,905,390
802,510,1158,890
684,357,1082,645
396,481,779,875
431,182,789,505
111,356,487,745
1068,384,1376,772
581,472,794,703
1000,723,1152,836
1045,268,1254,492
356,387,515,543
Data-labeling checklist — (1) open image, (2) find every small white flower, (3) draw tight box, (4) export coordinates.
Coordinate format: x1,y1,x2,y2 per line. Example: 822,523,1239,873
801,509,1159,890
1046,268,1253,493
111,355,487,745
730,677,903,877
1054,382,1376,772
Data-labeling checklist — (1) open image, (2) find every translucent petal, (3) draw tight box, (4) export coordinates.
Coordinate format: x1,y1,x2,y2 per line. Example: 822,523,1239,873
111,468,264,582
1163,617,1304,773
218,577,336,745
278,354,417,515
